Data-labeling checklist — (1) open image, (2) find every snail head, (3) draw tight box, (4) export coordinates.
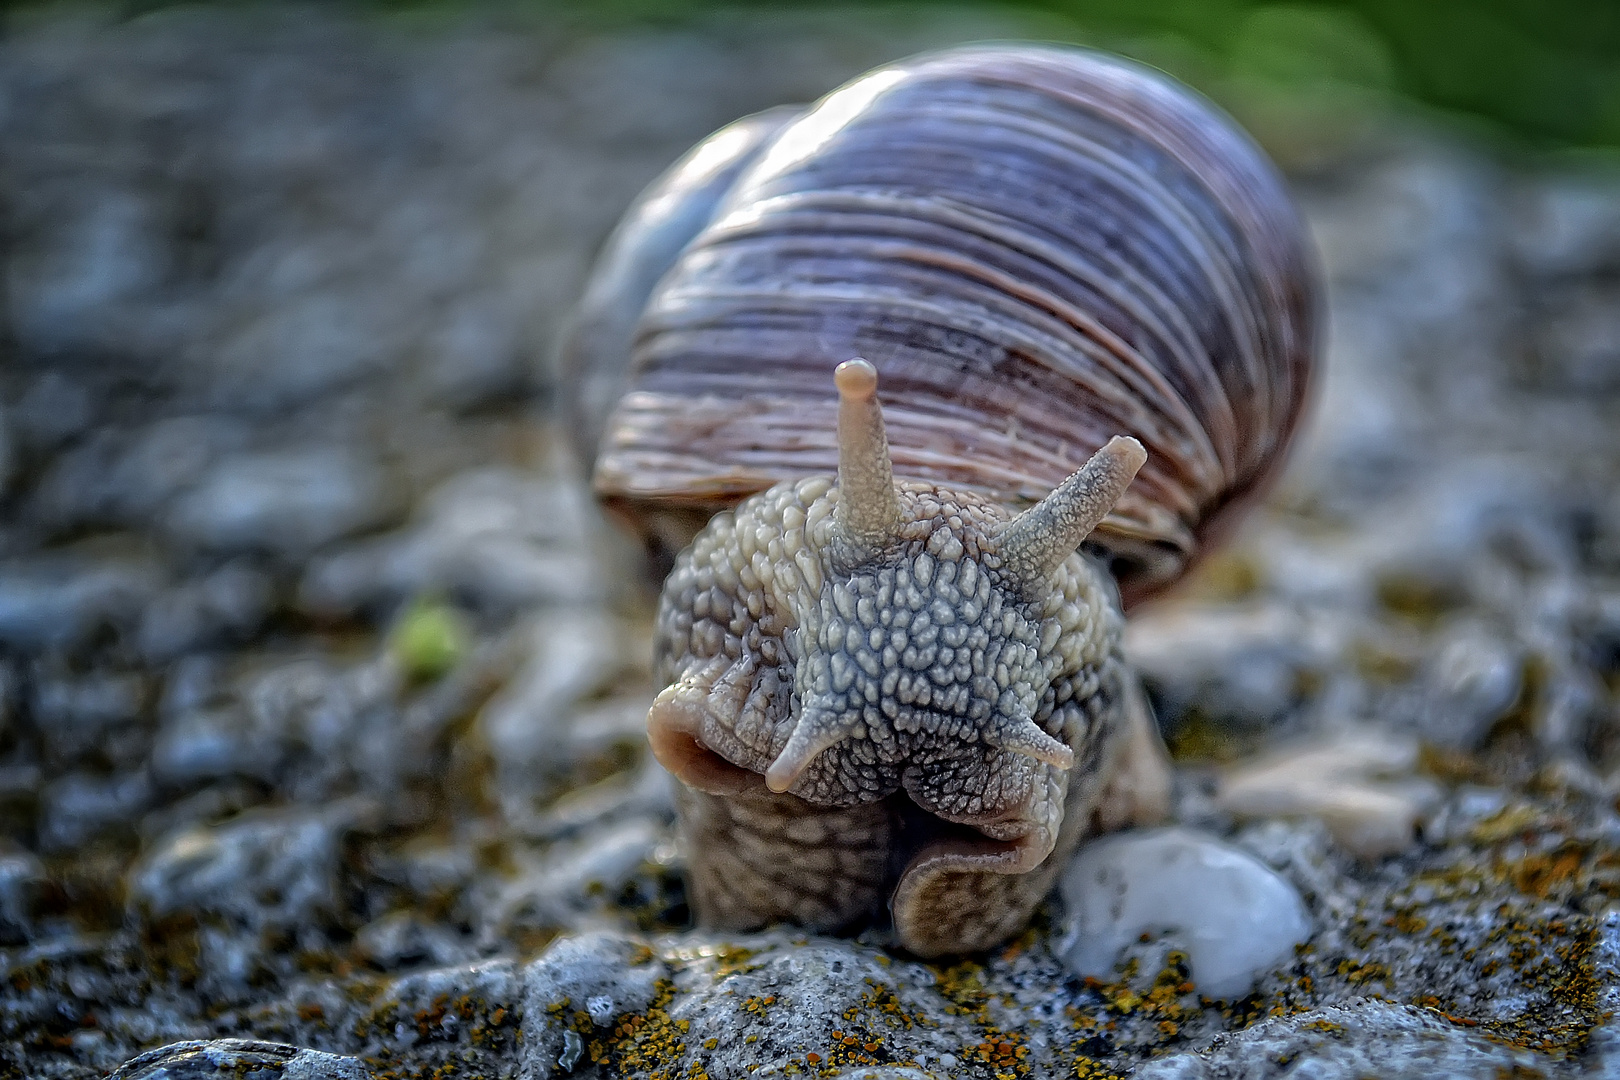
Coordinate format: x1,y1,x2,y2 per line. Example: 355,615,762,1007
649,359,1144,842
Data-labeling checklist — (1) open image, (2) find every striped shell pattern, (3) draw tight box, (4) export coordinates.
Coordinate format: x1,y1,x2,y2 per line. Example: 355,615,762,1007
567,44,1317,955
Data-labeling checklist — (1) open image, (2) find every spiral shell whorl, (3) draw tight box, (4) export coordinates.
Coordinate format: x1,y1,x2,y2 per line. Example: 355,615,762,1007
595,44,1315,604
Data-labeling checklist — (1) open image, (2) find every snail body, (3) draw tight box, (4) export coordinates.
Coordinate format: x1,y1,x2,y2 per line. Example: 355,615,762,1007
568,45,1316,956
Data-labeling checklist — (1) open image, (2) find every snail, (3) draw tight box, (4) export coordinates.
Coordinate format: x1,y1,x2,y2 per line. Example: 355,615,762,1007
563,44,1316,956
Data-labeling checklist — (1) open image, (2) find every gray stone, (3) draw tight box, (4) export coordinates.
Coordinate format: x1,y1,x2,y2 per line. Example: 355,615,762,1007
8,370,97,453
0,555,161,651
0,843,46,944
31,666,148,765
29,416,249,533
0,399,14,497
38,769,153,852
149,653,425,801
1528,281,1620,392
128,805,347,933
299,467,603,618
516,933,980,1080
138,561,273,661
529,758,677,842
479,610,635,810
487,817,666,939
1586,911,1620,1073
1126,604,1330,733
207,292,422,411
1511,171,1620,277
166,447,395,555
354,910,476,971
1214,729,1442,858
108,1039,371,1080
1419,620,1523,749
519,933,670,1080
149,703,283,786
1133,1001,1551,1079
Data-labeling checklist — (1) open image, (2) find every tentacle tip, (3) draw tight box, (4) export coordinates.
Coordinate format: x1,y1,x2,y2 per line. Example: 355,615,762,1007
1042,745,1076,771
989,719,1076,771
834,357,878,400
765,722,843,792
1101,434,1148,474
763,758,801,793
1013,738,1075,771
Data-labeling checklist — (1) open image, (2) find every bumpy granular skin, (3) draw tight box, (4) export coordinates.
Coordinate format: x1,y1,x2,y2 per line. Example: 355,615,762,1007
652,475,1135,955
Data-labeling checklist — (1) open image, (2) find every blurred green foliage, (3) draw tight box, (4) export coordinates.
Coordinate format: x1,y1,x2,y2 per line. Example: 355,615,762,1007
558,0,1620,153
388,595,471,682
18,0,1620,153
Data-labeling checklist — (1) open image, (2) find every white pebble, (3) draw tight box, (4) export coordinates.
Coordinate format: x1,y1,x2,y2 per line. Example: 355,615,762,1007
1055,827,1311,999
585,994,615,1026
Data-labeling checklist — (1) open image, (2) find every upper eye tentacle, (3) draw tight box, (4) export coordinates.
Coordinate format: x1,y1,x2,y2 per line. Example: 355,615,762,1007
998,436,1147,584
834,358,902,554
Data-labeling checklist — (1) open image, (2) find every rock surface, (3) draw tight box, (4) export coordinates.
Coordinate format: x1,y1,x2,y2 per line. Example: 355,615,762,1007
107,1039,371,1080
0,6,1618,1079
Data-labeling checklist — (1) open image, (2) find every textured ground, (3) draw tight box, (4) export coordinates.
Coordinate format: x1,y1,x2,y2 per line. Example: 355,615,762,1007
2,6,1620,1079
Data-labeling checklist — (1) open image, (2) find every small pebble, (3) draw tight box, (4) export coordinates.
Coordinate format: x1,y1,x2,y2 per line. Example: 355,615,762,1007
557,1029,585,1072
585,994,615,1027
1056,827,1312,998
1215,729,1441,858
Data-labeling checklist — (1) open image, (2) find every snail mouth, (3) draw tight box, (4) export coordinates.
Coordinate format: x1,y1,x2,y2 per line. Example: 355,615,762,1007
646,693,763,797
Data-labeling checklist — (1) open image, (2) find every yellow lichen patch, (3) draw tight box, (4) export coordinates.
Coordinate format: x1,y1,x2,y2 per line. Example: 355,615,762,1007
352,989,518,1078
1467,913,1603,1058
710,944,761,976
581,979,695,1079
1384,910,1429,935
1469,804,1548,845
930,959,992,1022
741,994,777,1018
810,978,936,1074
1502,842,1591,900
1336,959,1392,988
925,960,1042,1076
1164,706,1256,764
1089,957,1198,1036
1178,549,1262,602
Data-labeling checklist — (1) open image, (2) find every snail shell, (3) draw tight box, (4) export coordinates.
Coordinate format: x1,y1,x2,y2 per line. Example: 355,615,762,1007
567,44,1317,955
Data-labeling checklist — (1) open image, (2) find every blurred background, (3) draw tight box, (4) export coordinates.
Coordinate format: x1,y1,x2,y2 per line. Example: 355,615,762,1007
2,2,1620,1077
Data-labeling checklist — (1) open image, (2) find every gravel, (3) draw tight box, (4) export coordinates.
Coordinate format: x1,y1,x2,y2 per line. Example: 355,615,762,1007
0,6,1618,1079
